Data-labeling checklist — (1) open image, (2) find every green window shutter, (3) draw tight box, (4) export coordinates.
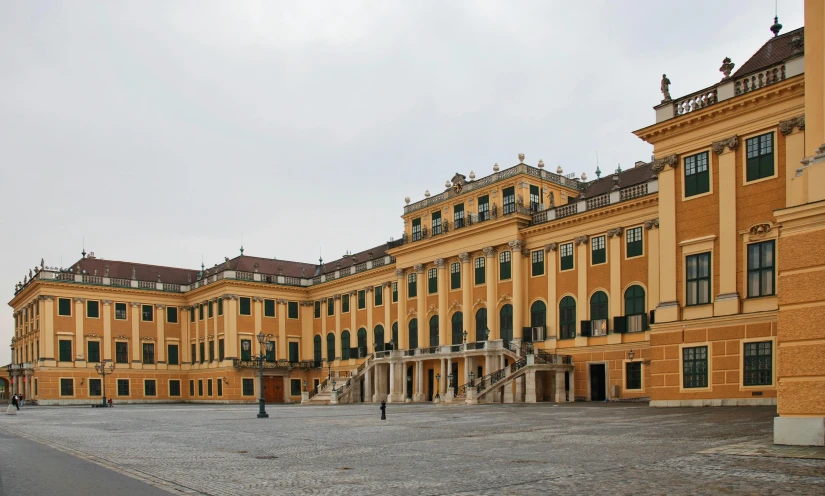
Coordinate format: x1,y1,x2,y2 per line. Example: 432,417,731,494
531,250,544,276
87,341,100,362
392,283,398,302
189,306,195,322
288,302,298,319
613,316,627,334
626,227,643,257
580,320,592,337
190,344,196,364
265,343,275,362
218,298,223,315
746,133,774,181
87,300,99,318
199,304,204,320
58,298,72,316
208,302,213,318
167,307,178,323
239,298,251,316
219,339,224,361
454,203,465,227
289,342,299,363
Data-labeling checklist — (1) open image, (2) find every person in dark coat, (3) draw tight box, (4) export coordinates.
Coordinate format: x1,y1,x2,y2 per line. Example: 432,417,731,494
11,395,19,410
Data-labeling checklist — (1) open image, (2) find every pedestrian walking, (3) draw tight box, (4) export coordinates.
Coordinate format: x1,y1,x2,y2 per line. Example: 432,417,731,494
11,395,19,411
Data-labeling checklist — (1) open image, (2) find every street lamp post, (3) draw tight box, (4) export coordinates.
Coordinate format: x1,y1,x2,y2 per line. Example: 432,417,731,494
463,330,468,343
435,373,441,400
256,332,272,419
93,360,114,407
469,371,475,387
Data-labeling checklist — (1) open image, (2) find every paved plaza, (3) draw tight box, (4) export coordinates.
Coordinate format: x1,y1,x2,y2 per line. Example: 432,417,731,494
1,403,824,495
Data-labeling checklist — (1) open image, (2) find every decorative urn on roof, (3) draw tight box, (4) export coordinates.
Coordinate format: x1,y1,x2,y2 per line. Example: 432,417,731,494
518,153,525,164
493,162,499,172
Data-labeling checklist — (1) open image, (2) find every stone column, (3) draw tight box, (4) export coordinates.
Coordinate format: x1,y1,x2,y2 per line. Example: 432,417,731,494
714,137,741,316
515,375,524,403
183,307,191,364
396,269,407,348
646,220,660,311
130,302,141,367
252,298,263,356
483,247,498,339
283,376,292,404
74,298,85,363
415,264,425,346
440,358,447,396
320,299,328,359
546,244,558,339
435,259,448,345
334,295,342,360
388,361,396,402
554,370,566,403
156,304,166,364
211,299,219,362
524,369,537,403
414,360,424,401
364,366,372,402
221,296,234,360
101,300,112,361
509,240,525,339
651,155,679,322
459,253,473,340
194,302,202,365
401,361,408,400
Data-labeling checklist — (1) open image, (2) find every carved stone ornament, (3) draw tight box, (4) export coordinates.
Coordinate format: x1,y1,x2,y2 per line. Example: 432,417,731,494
85,333,101,338
252,296,264,302
748,223,773,238
449,300,462,311
383,281,392,288
650,154,678,175
434,258,445,269
482,246,496,258
574,236,589,246
350,290,358,297
644,218,660,230
427,304,438,315
508,240,523,252
473,298,486,309
73,297,86,303
407,308,417,316
334,294,341,301
154,303,166,309
498,293,513,303
300,301,315,307
365,287,373,293
712,136,739,155
413,264,425,273
130,302,141,307
458,252,470,263
114,335,130,340
142,337,156,342
101,300,112,305
607,227,624,238
276,298,288,304
395,268,405,278
779,115,805,136
38,295,55,301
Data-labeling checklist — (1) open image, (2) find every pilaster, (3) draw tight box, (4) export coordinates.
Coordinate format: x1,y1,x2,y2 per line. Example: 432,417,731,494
415,264,425,347
366,287,374,353
646,219,661,311
652,155,679,322
575,237,589,324
713,137,741,316
299,301,311,361
130,302,141,368
334,295,342,359
226,296,239,360
155,304,166,363
435,259,448,346
101,300,112,361
459,253,472,340
607,229,623,321
483,247,497,339
546,244,558,339
396,269,407,347
74,297,85,363
509,240,524,338
383,282,392,347
40,296,55,363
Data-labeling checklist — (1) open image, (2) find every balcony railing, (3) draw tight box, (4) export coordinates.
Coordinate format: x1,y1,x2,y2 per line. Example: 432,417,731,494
674,87,717,116
735,63,786,96
531,179,658,227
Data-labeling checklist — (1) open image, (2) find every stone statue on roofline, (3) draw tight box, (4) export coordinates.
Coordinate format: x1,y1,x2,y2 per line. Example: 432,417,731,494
661,74,672,102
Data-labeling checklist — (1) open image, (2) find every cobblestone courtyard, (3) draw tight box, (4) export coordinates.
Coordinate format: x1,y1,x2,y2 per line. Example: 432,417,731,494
1,403,823,495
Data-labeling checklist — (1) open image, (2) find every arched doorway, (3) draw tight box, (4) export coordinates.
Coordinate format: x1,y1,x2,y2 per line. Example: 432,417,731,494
590,291,609,336
341,330,351,359
559,296,576,339
451,312,463,344
624,285,647,332
374,325,385,352
500,304,513,342
327,333,335,361
530,301,546,340
475,308,488,341
357,328,367,357
429,315,439,347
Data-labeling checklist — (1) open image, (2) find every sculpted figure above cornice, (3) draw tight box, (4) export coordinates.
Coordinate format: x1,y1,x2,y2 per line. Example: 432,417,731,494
779,115,805,136
650,154,678,175
712,136,739,155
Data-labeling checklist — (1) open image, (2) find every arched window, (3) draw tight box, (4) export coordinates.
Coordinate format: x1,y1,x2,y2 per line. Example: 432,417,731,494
530,301,546,329
500,304,513,342
341,330,351,360
409,318,418,349
326,332,335,361
624,285,647,332
313,335,322,365
590,291,609,336
374,325,385,352
475,308,488,341
451,312,463,345
559,296,576,339
357,328,367,358
392,322,398,349
429,315,439,347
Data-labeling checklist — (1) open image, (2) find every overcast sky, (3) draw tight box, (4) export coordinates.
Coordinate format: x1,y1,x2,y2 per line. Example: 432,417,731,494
0,0,804,363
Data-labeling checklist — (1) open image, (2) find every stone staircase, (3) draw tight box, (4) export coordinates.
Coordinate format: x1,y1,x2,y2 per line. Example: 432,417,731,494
304,355,375,405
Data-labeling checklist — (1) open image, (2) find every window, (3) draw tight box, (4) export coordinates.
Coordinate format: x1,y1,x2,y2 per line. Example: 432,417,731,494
590,291,609,336
115,302,127,320
208,301,213,318
530,301,546,329
199,343,205,363
199,304,204,320
412,218,422,241
190,306,195,323
265,299,275,317
560,243,574,271
375,286,383,306
168,344,179,365
503,186,515,215
559,297,576,339
86,300,99,318
60,378,74,396
748,241,775,298
242,379,254,396
142,343,155,364
265,341,275,362
191,343,196,364
314,300,321,318
189,380,194,396
218,298,223,316
219,339,224,361
531,250,545,276
209,340,215,361
89,378,101,396
409,318,418,349
198,380,203,396
428,268,438,293
375,325,385,351
207,379,213,396
429,316,439,347
170,380,181,397
450,262,461,289
626,227,643,258
431,211,442,235
683,346,708,388
167,307,178,323
116,342,128,363
744,341,772,386
217,379,223,396
454,203,465,228
288,301,298,319
239,297,251,316
686,253,711,305
529,184,540,212
341,331,351,360
746,132,774,181
500,305,513,342
478,195,490,221
357,328,367,356
342,294,350,313
87,341,100,363
626,362,642,390
591,236,606,265
58,298,72,316
408,273,417,297
499,251,511,280
392,322,399,348
392,282,398,303
145,380,157,397
624,285,647,333
474,257,486,284
291,379,302,396
142,305,153,322
241,339,252,361
117,379,130,396
327,298,334,316
684,151,710,197
58,339,72,362
290,341,299,362
358,290,366,309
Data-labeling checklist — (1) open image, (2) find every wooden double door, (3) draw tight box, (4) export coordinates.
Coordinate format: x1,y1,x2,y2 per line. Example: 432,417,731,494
263,376,284,403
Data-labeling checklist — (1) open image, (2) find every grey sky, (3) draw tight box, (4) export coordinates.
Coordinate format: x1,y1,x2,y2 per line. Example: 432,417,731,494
0,0,804,363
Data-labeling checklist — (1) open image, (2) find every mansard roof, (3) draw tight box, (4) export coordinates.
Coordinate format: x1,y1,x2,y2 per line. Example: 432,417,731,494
576,163,655,200
733,27,804,78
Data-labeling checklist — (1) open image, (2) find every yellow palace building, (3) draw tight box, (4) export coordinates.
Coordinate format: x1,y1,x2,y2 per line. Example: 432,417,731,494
8,1,825,445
